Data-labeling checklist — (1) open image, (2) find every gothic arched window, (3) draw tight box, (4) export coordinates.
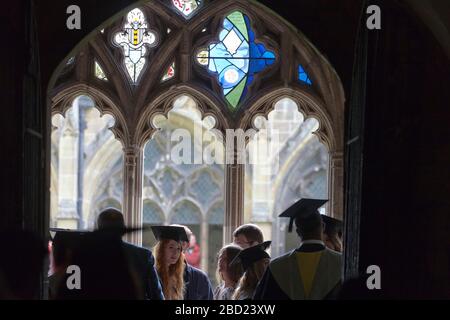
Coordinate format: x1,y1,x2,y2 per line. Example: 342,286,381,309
49,0,345,280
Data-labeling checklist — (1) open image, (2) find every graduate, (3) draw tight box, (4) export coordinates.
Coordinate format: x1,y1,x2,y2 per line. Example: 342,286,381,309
233,224,264,249
50,227,143,299
253,199,342,300
213,244,243,300
231,241,271,300
96,209,164,300
48,229,89,299
152,225,189,300
170,224,214,300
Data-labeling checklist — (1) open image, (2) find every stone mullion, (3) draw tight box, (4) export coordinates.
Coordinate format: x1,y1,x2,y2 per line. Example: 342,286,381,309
123,146,143,245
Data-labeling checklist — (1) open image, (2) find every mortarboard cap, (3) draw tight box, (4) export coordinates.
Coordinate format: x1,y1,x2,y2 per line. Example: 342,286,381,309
50,226,148,240
229,241,271,271
49,228,88,243
97,225,150,236
49,229,89,265
321,215,343,235
279,198,328,232
151,226,189,243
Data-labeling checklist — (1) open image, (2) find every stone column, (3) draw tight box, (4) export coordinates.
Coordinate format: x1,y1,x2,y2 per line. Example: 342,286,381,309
223,162,244,244
200,219,208,271
330,152,344,220
56,106,80,229
123,146,143,245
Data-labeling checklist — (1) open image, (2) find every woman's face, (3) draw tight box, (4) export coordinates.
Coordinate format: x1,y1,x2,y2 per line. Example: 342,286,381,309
218,251,227,274
164,240,182,266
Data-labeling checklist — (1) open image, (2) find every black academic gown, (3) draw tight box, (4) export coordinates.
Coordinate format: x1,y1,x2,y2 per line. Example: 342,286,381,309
253,242,342,300
184,263,214,300
122,242,164,300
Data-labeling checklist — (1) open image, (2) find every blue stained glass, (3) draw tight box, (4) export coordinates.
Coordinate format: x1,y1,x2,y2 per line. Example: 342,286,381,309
298,64,312,85
214,59,233,75
219,66,246,88
223,88,233,95
197,11,276,110
231,57,247,70
223,19,234,31
233,28,245,41
219,29,230,40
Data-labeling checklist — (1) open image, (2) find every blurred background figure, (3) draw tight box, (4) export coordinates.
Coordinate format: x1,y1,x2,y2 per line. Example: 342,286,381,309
233,224,264,249
97,208,164,300
0,229,47,300
214,244,243,300
184,232,201,269
48,229,87,299
152,226,188,300
54,229,142,300
232,241,272,300
172,224,213,300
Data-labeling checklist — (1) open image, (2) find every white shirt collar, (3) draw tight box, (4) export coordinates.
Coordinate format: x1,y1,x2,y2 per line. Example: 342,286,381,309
299,239,325,247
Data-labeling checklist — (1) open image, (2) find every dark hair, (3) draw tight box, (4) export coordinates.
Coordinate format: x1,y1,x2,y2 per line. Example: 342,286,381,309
295,212,323,239
97,208,125,230
233,224,264,244
217,244,244,285
233,258,270,300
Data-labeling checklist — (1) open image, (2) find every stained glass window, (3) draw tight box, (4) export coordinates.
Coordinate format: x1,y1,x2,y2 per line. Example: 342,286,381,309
298,64,312,85
172,0,202,18
162,62,175,82
196,11,276,110
95,61,108,81
113,8,158,83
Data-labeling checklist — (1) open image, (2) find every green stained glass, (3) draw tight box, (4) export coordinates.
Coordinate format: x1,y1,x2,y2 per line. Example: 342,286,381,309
228,12,248,42
227,76,247,109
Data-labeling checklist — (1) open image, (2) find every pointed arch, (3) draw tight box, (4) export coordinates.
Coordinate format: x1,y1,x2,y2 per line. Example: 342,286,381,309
47,0,345,244
50,84,130,147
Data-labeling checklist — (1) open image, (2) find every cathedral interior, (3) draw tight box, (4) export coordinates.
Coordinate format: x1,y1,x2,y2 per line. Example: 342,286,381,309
1,0,449,299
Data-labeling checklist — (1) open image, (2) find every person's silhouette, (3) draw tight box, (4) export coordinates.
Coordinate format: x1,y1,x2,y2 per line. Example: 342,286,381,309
96,208,164,300
0,229,47,300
